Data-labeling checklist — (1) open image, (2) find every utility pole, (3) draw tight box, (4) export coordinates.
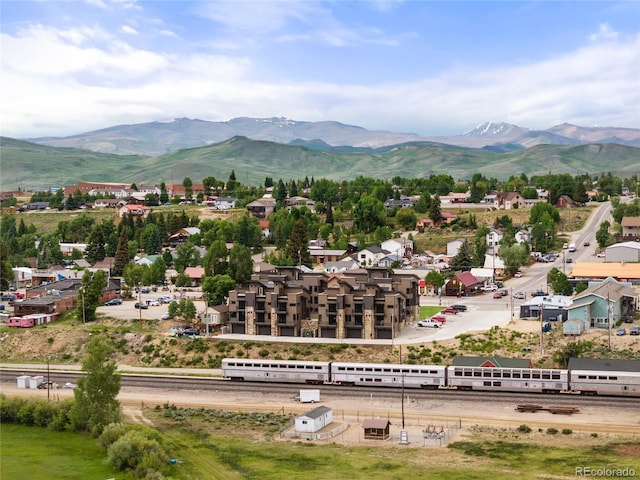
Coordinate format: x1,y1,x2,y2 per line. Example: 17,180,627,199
138,283,142,330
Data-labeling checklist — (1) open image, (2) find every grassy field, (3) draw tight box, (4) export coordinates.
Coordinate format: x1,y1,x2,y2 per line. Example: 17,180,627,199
147,409,640,480
0,424,135,480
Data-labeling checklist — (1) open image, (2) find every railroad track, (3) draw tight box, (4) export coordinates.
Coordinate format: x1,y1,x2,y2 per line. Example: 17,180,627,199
2,368,638,409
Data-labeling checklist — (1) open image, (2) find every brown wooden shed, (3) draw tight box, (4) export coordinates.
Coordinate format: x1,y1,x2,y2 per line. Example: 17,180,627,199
362,418,391,440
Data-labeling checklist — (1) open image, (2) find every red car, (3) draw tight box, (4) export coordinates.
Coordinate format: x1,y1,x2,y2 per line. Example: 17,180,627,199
493,292,503,299
431,315,446,324
441,307,458,314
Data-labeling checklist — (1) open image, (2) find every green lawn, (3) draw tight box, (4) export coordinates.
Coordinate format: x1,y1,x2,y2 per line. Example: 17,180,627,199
0,424,135,480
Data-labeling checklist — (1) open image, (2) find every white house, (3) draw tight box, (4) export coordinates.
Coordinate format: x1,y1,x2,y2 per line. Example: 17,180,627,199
486,228,503,251
514,229,531,245
353,246,390,267
295,406,333,434
381,238,413,258
322,260,360,274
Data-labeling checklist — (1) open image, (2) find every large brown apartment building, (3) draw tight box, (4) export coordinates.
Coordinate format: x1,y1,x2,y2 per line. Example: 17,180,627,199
227,267,420,340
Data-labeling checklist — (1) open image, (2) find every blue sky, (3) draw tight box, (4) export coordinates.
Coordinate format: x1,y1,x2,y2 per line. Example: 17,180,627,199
1,0,639,138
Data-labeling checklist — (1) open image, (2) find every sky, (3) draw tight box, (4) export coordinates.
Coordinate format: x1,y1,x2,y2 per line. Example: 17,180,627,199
1,0,639,139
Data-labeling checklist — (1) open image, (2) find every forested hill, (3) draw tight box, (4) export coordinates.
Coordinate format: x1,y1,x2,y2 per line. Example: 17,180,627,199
1,135,639,191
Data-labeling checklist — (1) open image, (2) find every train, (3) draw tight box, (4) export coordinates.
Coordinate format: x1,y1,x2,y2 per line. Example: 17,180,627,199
221,358,640,397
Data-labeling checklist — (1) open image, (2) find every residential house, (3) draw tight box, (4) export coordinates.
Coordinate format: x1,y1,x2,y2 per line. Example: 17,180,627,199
247,197,277,218
214,197,238,210
63,181,129,196
352,246,390,267
286,196,315,212
92,198,125,209
383,196,415,210
259,219,270,238
321,260,360,274
444,271,483,296
620,216,640,240
439,192,470,204
494,192,525,210
565,277,636,333
11,267,33,288
514,229,531,245
381,238,414,258
168,227,202,246
118,204,150,218
486,228,503,251
309,249,348,265
165,183,205,199
555,195,580,209
183,267,205,287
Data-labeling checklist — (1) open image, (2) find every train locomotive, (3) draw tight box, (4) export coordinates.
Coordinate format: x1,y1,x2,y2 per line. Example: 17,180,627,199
221,357,640,397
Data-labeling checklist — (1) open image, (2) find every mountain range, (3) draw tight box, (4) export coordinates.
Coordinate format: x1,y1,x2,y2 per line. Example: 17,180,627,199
29,117,640,156
2,118,639,191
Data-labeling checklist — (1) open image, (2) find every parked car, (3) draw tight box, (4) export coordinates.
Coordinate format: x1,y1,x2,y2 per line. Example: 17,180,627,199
146,299,160,307
105,298,122,306
161,312,171,320
566,258,573,263
562,243,569,249
513,292,526,300
178,328,200,337
597,252,606,258
513,271,523,278
616,328,626,336
157,296,172,304
498,289,508,297
13,292,25,299
431,315,446,324
417,319,441,328
0,293,16,301
450,304,467,312
139,286,151,294
630,326,639,336
531,290,548,297
492,291,503,299
441,307,458,314
482,284,498,292
134,302,149,309
583,241,590,246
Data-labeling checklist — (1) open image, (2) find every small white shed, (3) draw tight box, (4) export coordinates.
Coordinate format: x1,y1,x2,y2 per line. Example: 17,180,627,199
17,375,31,388
295,406,333,433
28,375,44,389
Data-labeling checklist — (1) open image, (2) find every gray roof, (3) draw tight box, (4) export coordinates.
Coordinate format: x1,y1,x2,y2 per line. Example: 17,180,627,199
568,358,640,373
573,277,636,303
300,405,332,420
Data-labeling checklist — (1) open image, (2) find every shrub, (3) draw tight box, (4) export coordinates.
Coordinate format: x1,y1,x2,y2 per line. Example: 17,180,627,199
517,424,532,433
562,428,572,435
259,349,269,358
546,427,558,435
99,422,129,450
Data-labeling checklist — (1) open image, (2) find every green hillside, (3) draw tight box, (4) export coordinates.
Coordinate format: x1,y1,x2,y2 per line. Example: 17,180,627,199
1,135,639,191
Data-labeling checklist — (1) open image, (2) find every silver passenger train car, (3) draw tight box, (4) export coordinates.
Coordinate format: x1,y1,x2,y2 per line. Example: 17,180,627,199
331,362,446,389
222,358,330,384
447,366,568,394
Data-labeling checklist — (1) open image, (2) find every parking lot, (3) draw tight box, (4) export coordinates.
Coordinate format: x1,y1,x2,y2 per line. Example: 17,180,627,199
97,290,207,323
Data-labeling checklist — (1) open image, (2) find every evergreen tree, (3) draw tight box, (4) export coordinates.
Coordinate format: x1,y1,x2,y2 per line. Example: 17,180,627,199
85,224,106,264
429,194,443,225
450,240,474,271
70,333,121,435
325,201,334,226
283,219,312,267
141,224,162,254
78,269,107,323
228,244,254,284
182,177,193,200
112,231,130,276
0,243,14,291
159,182,169,204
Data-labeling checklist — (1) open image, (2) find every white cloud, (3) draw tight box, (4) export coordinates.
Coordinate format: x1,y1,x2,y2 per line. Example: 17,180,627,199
121,25,138,35
589,23,619,41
